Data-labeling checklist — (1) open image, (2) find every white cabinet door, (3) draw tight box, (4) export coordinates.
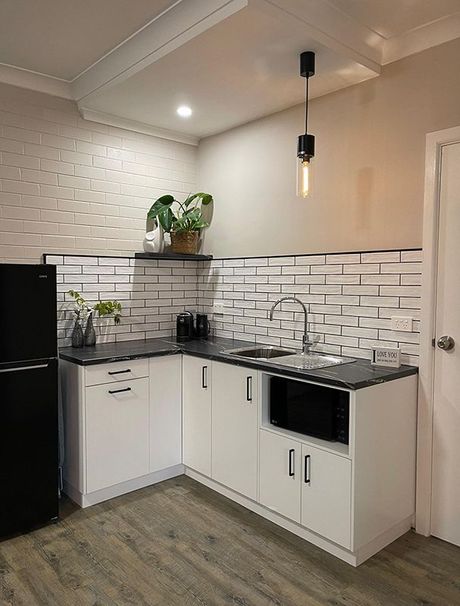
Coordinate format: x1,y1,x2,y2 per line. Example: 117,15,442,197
259,430,301,523
212,362,258,500
301,444,352,548
183,356,212,476
86,378,150,493
149,356,182,473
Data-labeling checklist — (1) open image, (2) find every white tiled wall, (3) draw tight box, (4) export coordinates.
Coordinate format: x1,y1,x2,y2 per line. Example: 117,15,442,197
198,249,422,365
47,254,198,347
0,83,196,263
52,249,422,364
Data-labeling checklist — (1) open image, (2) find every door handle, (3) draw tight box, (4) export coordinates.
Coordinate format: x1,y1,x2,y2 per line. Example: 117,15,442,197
108,387,132,395
437,335,455,351
202,365,208,389
288,449,295,477
304,455,311,484
246,376,253,402
108,369,131,375
0,362,48,373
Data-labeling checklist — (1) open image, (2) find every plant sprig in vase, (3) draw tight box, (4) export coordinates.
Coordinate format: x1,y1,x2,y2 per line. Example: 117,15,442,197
67,290,122,346
147,192,213,254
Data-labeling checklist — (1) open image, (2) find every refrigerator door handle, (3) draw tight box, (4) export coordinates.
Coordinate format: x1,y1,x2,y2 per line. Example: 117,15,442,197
0,363,49,373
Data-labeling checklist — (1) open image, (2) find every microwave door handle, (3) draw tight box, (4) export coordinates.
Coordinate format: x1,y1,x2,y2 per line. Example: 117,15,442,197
304,455,311,484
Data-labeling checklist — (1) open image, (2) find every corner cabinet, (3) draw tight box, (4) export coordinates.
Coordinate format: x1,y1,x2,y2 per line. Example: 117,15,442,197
60,356,182,508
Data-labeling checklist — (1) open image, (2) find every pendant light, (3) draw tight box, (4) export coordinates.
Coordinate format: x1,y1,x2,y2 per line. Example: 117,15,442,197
297,51,315,198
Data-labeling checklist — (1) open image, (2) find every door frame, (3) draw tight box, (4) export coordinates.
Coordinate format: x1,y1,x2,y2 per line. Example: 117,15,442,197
416,125,460,536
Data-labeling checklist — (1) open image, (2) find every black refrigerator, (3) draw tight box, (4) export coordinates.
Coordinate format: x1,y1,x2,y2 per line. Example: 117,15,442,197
0,264,59,538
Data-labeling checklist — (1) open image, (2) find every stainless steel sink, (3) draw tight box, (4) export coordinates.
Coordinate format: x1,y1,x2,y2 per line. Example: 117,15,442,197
223,346,296,360
271,353,355,370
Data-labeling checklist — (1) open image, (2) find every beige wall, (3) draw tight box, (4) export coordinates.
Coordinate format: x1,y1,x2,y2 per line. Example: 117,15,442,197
0,83,196,263
198,39,460,257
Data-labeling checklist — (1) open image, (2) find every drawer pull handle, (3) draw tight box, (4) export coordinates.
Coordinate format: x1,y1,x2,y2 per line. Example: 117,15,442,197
304,455,311,484
108,387,132,395
288,449,295,477
108,369,131,375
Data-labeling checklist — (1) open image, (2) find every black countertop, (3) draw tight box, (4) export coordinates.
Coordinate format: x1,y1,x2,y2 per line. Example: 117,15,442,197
59,336,418,390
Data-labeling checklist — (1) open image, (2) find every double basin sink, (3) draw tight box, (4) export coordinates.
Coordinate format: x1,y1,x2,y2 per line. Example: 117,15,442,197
223,346,354,370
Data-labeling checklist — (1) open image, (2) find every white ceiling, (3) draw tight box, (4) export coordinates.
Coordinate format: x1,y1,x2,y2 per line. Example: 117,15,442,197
0,0,459,141
328,0,460,39
0,0,177,80
84,4,373,138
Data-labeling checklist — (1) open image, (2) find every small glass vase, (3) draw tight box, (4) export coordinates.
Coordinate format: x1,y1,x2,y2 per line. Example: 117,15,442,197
84,312,97,346
71,319,84,348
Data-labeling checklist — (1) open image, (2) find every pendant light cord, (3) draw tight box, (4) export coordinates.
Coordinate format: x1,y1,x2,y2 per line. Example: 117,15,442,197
305,75,309,134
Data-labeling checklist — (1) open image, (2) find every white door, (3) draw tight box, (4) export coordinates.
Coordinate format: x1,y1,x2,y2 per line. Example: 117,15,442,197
301,444,352,549
86,378,150,493
212,362,258,500
259,430,301,523
431,142,460,547
149,356,182,472
182,356,212,476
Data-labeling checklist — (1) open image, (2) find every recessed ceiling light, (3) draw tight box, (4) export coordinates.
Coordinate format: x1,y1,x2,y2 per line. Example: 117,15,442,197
177,105,192,118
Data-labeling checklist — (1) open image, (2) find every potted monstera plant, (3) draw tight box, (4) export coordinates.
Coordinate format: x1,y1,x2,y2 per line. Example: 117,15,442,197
147,192,213,255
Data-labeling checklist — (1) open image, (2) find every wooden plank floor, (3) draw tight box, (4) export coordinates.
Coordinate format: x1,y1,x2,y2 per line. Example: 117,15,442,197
1,476,460,606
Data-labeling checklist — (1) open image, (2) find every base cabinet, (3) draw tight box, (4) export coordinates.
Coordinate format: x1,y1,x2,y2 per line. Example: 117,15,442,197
182,356,212,476
212,362,258,500
301,444,352,549
86,377,150,493
259,430,301,522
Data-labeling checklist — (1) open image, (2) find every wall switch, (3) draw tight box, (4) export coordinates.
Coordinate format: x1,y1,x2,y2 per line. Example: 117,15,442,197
391,316,413,332
213,303,225,315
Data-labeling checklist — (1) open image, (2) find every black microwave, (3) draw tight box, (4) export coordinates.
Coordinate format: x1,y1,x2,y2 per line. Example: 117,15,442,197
269,376,349,444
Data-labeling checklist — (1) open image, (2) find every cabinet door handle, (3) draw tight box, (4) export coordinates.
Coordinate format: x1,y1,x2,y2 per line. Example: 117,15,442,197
108,387,132,395
288,449,295,477
108,369,131,376
202,365,208,389
304,455,311,484
246,376,253,402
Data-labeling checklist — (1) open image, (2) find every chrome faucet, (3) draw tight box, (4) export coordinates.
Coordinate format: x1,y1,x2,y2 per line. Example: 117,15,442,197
269,296,317,354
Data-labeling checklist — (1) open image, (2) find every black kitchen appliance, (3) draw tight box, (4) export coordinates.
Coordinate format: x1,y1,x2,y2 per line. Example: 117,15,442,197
0,264,59,538
176,311,194,342
195,313,211,339
269,376,349,444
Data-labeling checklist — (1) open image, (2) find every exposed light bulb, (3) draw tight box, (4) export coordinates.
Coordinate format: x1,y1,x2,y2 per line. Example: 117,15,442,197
177,105,192,118
297,158,310,198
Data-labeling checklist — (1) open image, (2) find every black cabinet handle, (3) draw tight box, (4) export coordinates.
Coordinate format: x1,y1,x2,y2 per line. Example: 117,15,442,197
246,376,253,402
108,369,131,376
202,366,208,389
108,387,132,395
288,449,295,477
304,455,311,484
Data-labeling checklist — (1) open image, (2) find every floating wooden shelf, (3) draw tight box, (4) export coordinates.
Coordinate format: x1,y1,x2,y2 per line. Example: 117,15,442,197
134,252,213,261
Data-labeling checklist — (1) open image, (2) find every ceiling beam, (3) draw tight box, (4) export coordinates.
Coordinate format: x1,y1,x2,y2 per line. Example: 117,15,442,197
254,0,383,75
72,0,248,104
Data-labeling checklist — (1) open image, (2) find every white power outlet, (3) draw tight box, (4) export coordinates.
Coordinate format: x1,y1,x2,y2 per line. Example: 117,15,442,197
391,316,413,332
213,303,225,315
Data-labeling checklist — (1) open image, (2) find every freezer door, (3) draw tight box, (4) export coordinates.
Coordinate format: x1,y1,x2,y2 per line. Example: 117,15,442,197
0,359,58,537
0,264,57,365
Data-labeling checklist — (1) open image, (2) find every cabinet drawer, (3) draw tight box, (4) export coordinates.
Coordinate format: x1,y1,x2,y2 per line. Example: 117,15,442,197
85,377,150,493
85,358,148,387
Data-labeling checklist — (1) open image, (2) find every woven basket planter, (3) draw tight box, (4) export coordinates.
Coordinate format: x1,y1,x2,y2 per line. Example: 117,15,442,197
170,230,199,254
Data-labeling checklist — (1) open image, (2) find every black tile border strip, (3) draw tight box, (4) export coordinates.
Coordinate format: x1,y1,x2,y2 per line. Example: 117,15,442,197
42,247,422,265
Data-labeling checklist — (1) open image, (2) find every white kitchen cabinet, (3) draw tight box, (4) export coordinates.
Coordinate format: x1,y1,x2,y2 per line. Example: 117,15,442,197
86,377,150,493
182,356,212,476
259,430,301,522
149,356,182,472
300,443,352,549
211,362,258,500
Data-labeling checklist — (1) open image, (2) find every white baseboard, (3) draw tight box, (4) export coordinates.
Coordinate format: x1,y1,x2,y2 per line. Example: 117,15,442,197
64,464,184,508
